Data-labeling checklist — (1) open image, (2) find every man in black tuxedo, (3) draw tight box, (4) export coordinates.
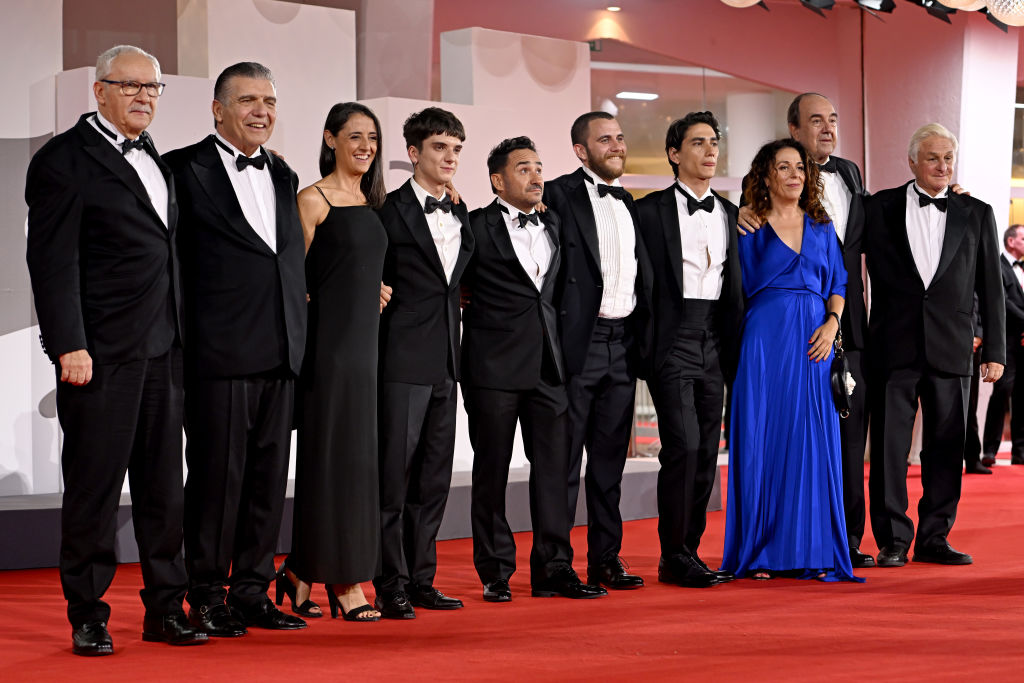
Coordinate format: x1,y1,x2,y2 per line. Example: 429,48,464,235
463,137,607,602
636,112,742,588
374,108,474,618
165,62,307,635
866,123,1005,568
982,224,1024,466
25,45,206,655
543,112,652,590
738,93,872,568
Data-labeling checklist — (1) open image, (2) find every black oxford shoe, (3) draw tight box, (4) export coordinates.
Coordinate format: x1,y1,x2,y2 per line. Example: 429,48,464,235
408,585,464,610
532,566,608,599
142,613,209,645
189,603,247,637
658,554,719,588
375,591,416,619
72,621,113,656
850,547,876,568
913,543,973,565
876,546,909,567
482,579,512,603
232,598,307,630
588,557,644,590
693,555,735,583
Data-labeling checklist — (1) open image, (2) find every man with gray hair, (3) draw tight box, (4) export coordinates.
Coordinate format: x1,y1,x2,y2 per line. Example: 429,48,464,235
165,61,307,635
865,122,1005,568
26,44,207,655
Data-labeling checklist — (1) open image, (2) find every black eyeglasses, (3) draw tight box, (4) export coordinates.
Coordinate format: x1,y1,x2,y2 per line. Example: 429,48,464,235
99,79,166,97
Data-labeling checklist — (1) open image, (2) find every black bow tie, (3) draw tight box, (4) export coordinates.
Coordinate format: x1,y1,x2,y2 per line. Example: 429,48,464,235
1015,260,1024,270
675,184,715,215
236,153,268,172
93,115,154,157
516,212,540,228
818,157,838,174
913,186,947,212
424,195,453,214
597,183,630,202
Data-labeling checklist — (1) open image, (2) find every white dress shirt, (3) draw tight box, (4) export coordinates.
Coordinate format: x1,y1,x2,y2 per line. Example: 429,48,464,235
410,178,462,283
818,158,852,244
496,197,552,291
1004,250,1024,291
214,132,277,252
580,165,637,319
90,111,168,228
905,182,948,287
675,181,727,300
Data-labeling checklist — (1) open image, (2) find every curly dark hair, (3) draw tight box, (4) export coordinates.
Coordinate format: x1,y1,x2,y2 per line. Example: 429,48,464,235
742,138,829,224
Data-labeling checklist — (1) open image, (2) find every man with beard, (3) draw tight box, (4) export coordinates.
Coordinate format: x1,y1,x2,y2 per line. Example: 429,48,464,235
543,112,651,591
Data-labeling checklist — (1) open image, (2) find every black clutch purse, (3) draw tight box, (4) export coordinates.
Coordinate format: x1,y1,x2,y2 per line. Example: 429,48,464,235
831,328,852,418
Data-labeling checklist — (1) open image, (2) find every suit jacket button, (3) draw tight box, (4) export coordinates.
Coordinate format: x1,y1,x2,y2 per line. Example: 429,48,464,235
923,294,929,300
569,277,576,284
561,310,567,316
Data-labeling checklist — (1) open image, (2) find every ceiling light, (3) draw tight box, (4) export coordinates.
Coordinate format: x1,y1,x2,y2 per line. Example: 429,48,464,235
606,5,622,10
615,91,658,101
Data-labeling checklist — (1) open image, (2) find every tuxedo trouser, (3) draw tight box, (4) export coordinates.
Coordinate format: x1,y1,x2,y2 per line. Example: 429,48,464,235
464,361,572,586
375,377,457,593
982,347,1023,458
868,364,969,551
840,349,869,549
56,347,187,628
566,318,637,567
183,375,294,610
648,319,724,560
964,348,983,468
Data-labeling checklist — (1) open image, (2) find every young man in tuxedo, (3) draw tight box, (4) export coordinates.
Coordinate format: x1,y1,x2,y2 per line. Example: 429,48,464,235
25,45,207,655
738,93,873,568
981,224,1024,466
166,62,308,635
463,137,607,602
543,112,652,590
373,107,474,618
636,112,742,588
866,123,1005,568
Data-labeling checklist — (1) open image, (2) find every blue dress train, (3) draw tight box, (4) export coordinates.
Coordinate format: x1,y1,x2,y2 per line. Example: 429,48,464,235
721,214,862,582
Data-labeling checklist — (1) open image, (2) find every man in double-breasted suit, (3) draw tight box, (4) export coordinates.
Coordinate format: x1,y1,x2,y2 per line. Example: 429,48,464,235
373,107,475,618
165,62,307,635
26,45,206,655
866,123,1005,568
463,137,607,602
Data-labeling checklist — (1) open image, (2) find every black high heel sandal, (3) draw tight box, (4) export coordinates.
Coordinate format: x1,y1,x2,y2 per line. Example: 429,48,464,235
326,586,380,622
275,564,323,618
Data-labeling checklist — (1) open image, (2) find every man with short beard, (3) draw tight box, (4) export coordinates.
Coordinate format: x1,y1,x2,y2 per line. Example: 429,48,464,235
543,112,651,591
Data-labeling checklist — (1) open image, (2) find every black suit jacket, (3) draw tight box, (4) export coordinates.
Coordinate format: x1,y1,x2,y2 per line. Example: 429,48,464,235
998,253,1024,346
377,179,475,385
865,181,1005,376
831,156,868,351
636,185,743,379
164,135,306,379
26,113,182,364
543,167,653,378
461,200,564,390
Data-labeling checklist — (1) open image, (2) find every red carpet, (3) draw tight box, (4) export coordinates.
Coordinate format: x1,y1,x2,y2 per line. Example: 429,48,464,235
2,465,1023,681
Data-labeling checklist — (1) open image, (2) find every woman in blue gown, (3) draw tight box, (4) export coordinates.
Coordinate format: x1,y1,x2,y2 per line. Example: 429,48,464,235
722,139,861,582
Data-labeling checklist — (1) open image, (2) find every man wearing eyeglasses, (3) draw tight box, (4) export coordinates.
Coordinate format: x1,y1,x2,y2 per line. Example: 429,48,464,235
26,45,206,655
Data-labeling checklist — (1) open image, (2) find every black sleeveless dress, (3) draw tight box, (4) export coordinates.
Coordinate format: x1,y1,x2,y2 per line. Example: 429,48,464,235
289,191,388,583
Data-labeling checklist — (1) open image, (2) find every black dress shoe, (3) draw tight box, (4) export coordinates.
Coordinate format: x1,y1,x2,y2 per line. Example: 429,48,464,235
913,543,973,565
657,554,719,588
850,547,876,568
588,557,644,590
232,598,307,630
375,591,416,619
532,566,608,598
981,453,997,467
72,621,113,656
693,555,735,583
189,603,247,637
876,546,909,567
408,585,463,610
482,579,512,603
965,462,993,474
142,613,209,645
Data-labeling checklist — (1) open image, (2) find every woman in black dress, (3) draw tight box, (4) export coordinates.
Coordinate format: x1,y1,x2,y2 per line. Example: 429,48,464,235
277,102,388,621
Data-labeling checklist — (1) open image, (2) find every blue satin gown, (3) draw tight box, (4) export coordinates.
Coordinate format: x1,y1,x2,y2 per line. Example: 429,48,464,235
721,214,862,582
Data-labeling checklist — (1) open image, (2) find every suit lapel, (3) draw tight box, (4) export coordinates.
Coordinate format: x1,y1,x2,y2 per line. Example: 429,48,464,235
541,210,561,298
836,158,862,247
486,201,534,289
395,181,447,282
659,187,685,299
931,190,967,286
449,200,474,288
566,169,602,269
885,183,924,287
190,135,275,255
267,151,295,254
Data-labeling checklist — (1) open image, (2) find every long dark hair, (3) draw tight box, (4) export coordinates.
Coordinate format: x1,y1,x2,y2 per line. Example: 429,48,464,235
318,102,386,209
742,138,829,224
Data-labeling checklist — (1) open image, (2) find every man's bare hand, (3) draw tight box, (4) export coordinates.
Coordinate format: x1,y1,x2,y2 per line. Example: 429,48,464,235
380,282,393,313
737,205,762,235
951,183,968,196
981,362,1004,383
973,336,982,353
59,349,93,386
446,182,461,205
